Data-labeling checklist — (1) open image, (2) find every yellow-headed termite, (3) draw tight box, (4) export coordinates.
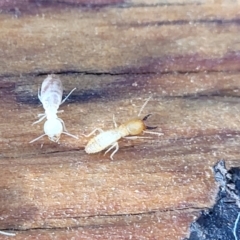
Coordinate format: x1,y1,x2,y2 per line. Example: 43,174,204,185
84,96,162,159
30,74,78,143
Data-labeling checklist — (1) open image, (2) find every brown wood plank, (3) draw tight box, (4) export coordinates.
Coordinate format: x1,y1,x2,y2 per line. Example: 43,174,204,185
0,210,198,240
0,73,239,156
0,2,240,75
0,150,208,226
0,1,240,239
1,73,240,239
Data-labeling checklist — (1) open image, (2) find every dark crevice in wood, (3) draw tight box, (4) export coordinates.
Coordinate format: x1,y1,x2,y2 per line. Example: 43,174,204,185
0,206,205,232
2,69,240,79
120,3,203,8
18,92,240,108
120,18,240,28
172,91,240,99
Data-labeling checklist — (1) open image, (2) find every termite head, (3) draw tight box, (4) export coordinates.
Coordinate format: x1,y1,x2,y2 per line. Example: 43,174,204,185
44,118,63,142
121,114,157,136
123,119,146,135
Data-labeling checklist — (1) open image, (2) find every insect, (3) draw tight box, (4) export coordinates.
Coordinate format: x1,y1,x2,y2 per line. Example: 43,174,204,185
30,74,78,143
84,96,162,159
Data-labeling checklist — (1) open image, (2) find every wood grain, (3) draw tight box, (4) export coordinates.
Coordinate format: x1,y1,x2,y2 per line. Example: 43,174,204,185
0,2,240,75
0,0,240,239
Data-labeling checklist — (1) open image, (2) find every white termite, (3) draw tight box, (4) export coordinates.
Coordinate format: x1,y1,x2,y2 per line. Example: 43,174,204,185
84,96,162,159
30,74,78,143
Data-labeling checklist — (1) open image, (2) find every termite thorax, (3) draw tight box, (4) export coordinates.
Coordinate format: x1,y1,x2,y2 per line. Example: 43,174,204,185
46,111,58,120
45,110,58,120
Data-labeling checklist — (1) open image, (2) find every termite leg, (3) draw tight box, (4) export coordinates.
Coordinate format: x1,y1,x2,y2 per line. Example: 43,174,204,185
0,230,16,236
57,110,64,114
143,130,163,136
62,131,79,139
58,118,67,132
32,114,47,125
58,119,78,139
83,128,104,137
37,113,45,117
61,88,76,105
57,118,78,139
104,142,119,160
123,136,152,140
29,133,47,143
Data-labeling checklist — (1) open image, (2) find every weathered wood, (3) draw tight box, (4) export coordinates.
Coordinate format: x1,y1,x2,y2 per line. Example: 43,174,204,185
0,2,240,75
1,0,240,239
1,74,240,239
0,209,198,240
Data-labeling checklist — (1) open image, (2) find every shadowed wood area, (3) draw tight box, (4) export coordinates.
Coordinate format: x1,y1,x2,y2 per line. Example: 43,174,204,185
0,0,240,239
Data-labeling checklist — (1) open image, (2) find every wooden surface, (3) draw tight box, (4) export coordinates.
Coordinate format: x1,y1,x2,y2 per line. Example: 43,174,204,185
1,0,240,239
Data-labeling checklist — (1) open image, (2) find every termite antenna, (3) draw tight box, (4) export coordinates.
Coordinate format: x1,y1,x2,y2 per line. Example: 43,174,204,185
0,231,16,236
138,96,152,117
62,131,79,139
61,87,76,105
29,133,47,143
32,114,47,125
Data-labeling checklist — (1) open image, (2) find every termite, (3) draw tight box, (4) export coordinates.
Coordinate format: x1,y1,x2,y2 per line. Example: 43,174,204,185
30,74,78,143
84,96,162,159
